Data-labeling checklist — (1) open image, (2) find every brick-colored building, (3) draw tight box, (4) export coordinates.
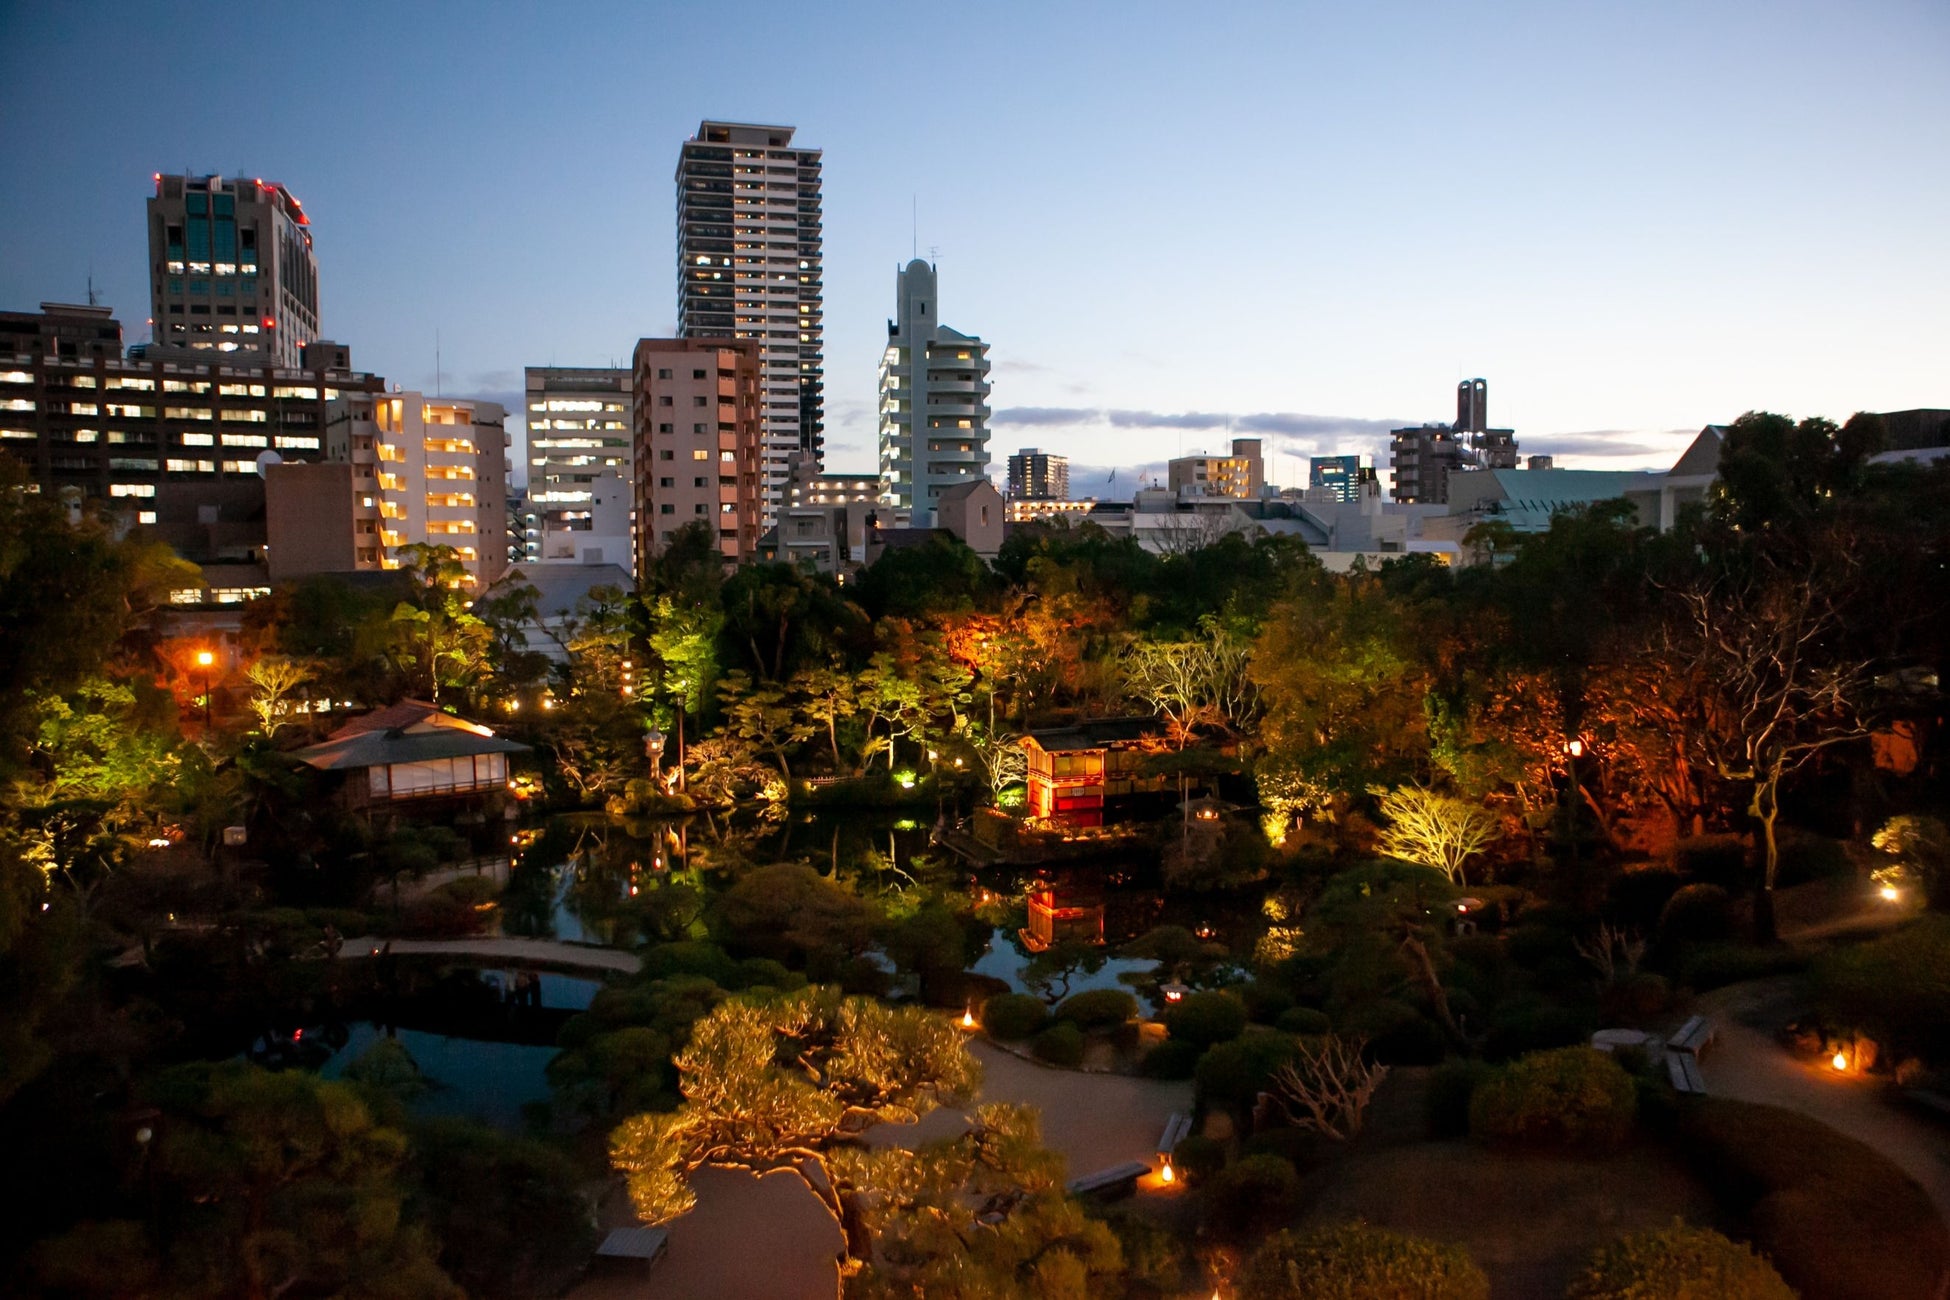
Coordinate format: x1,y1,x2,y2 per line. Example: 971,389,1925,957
633,338,764,568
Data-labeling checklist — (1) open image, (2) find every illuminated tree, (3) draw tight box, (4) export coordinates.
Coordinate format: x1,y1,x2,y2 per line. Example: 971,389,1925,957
382,544,493,705
1373,785,1501,885
608,990,977,1265
1264,1036,1390,1141
244,655,313,736
717,671,813,781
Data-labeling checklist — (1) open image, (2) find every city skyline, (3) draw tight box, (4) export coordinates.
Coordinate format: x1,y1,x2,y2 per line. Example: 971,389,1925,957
2,2,1944,496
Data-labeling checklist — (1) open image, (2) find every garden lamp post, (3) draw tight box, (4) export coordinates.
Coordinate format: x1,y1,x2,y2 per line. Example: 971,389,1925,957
195,650,215,728
1564,737,1584,867
644,728,666,788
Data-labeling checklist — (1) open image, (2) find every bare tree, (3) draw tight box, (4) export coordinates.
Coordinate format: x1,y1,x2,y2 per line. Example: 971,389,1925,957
1667,551,1878,940
1573,923,1646,985
1373,786,1501,885
1264,1036,1390,1141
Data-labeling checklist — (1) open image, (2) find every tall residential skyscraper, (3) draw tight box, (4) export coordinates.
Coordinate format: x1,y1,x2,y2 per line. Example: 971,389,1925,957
675,121,823,521
1008,448,1069,500
147,174,319,365
523,366,634,570
877,259,992,523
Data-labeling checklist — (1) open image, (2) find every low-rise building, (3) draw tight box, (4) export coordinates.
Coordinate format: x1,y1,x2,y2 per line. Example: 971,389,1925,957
1168,437,1263,499
291,699,528,817
1021,717,1170,826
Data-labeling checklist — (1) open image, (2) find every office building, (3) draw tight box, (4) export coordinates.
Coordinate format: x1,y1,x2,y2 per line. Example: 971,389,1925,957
633,337,764,570
0,301,379,563
523,366,634,570
1309,454,1364,503
265,392,509,587
675,121,823,520
147,174,319,366
1008,447,1068,500
877,259,992,523
1168,437,1264,499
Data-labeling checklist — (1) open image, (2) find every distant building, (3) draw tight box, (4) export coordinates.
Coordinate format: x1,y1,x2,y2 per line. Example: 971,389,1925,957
1008,447,1068,500
147,173,319,366
878,259,992,524
1309,454,1364,503
1389,378,1518,503
767,452,890,573
1168,437,1264,499
935,478,1004,558
1526,454,1556,471
633,337,764,569
676,121,824,518
0,301,380,563
523,366,633,570
264,391,511,588
1006,497,1095,524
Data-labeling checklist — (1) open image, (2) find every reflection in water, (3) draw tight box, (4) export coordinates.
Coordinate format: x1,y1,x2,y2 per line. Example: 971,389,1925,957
320,1023,558,1130
971,934,1160,1013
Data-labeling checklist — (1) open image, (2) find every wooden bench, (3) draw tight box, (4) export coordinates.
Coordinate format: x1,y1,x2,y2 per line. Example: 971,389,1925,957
1670,1016,1715,1056
1157,1112,1193,1159
1666,1050,1706,1095
1066,1161,1149,1201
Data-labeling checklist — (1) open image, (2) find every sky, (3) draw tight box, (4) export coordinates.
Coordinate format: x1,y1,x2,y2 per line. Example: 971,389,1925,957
2,1,1946,498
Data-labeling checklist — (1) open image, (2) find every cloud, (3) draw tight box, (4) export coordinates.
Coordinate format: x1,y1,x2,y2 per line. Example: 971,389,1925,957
1234,412,1404,438
993,405,1100,426
1105,409,1231,430
1526,429,1697,458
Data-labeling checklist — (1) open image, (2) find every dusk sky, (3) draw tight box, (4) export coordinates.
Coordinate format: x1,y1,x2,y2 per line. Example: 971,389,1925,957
3,1,1945,496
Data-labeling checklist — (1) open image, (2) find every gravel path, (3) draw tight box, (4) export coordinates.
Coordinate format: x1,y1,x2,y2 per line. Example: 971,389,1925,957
1693,977,1950,1230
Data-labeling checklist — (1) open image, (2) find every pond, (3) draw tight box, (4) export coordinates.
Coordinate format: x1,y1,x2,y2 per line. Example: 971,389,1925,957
969,933,1162,1013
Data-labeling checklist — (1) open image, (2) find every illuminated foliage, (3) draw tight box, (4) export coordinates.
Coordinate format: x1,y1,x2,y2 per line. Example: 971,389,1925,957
1373,785,1501,885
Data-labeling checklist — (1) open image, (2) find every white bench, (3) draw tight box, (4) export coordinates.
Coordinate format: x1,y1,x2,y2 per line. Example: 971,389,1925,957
595,1226,669,1271
1670,1016,1715,1056
1067,1160,1149,1201
1666,1050,1707,1095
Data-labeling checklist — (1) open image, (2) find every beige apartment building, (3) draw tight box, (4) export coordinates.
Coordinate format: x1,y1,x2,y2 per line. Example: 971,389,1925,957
265,391,509,587
1167,437,1265,499
633,338,764,569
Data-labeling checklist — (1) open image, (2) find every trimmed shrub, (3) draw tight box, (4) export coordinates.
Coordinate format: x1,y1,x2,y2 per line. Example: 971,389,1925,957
982,992,1050,1041
1810,916,1950,1064
1201,1154,1300,1240
1242,1126,1320,1169
639,941,739,984
1678,1097,1948,1300
1169,1133,1225,1184
1139,1038,1202,1080
1054,988,1139,1029
1774,831,1851,887
1567,1222,1794,1300
1239,1223,1489,1300
1164,990,1249,1048
1598,971,1672,1027
1678,943,1807,992
1339,997,1443,1064
1276,1006,1332,1036
1196,1030,1303,1115
1240,981,1295,1024
1469,1047,1636,1147
1673,834,1749,888
1604,867,1686,932
1483,994,1594,1062
1032,1020,1085,1067
1427,1058,1495,1138
1658,883,1734,946
731,957,797,991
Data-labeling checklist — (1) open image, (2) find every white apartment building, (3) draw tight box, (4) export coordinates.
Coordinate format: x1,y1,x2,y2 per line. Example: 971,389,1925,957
266,391,509,587
523,366,634,571
877,259,991,524
676,121,823,524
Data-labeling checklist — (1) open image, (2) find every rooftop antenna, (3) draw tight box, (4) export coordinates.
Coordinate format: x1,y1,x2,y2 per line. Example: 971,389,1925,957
86,270,99,307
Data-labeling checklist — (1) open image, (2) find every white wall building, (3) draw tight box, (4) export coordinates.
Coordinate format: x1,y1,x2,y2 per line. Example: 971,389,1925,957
523,366,633,571
877,259,992,525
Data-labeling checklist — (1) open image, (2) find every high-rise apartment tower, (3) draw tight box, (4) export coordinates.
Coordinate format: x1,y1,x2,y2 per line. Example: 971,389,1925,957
1008,448,1068,500
877,259,992,523
148,174,319,366
675,122,823,522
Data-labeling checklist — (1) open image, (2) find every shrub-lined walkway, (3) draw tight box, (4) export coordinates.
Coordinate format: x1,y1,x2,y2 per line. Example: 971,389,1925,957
1693,976,1950,1229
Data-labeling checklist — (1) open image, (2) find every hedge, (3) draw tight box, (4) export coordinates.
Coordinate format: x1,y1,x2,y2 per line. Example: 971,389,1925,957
1469,1046,1636,1148
1054,988,1139,1029
1239,1222,1489,1300
1276,1006,1332,1036
1566,1222,1793,1300
1201,1154,1300,1241
1809,916,1950,1064
1163,990,1249,1048
982,992,1051,1041
1677,1096,1949,1300
1139,1038,1202,1080
1032,1021,1086,1067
